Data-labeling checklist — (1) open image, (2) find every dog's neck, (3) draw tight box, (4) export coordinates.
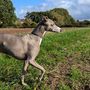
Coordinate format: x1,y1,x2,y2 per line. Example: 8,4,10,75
31,23,46,38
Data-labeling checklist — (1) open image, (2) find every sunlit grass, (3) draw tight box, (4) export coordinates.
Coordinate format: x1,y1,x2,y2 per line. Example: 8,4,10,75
0,28,90,90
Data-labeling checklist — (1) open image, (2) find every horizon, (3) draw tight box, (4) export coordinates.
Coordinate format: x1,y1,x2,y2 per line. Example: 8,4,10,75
12,0,90,20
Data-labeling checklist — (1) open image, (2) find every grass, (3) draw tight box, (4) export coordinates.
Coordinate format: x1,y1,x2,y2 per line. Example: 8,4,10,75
0,28,90,90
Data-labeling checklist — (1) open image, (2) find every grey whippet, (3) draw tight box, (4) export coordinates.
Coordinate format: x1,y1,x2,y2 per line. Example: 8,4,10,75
0,16,62,86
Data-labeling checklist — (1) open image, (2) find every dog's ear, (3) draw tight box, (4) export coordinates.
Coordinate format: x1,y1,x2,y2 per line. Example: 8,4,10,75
42,16,48,21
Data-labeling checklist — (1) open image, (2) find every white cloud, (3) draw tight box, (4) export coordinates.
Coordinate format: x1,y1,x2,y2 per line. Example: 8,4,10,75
16,3,49,18
78,0,90,5
16,0,90,20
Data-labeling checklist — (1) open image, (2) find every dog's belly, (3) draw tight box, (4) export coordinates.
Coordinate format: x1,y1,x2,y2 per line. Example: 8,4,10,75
0,45,27,60
12,52,27,60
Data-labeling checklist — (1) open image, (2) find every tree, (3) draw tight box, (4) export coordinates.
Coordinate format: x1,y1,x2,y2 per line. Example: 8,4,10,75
25,8,75,27
0,0,17,27
22,18,37,28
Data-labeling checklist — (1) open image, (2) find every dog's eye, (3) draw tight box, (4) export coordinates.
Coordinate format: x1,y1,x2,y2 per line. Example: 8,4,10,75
51,24,54,26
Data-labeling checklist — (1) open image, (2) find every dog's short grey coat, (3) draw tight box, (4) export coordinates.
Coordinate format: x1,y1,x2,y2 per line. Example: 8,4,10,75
0,16,62,86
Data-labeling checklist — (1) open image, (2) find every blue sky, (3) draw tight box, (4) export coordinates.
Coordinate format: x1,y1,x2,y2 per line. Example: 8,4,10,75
12,0,90,20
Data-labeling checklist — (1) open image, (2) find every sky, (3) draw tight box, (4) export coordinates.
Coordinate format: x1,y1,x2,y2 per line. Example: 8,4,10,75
12,0,90,20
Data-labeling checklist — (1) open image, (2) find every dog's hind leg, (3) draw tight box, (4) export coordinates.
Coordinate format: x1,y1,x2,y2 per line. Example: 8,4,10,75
29,60,45,81
21,60,29,86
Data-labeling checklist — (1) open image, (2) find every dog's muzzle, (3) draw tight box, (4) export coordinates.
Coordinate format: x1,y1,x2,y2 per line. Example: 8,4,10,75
60,29,63,32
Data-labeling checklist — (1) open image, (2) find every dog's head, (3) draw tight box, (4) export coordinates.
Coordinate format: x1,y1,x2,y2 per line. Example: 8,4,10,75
41,16,62,33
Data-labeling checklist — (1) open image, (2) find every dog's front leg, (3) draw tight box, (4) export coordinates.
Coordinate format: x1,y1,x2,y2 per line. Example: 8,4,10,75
29,60,45,81
21,60,29,86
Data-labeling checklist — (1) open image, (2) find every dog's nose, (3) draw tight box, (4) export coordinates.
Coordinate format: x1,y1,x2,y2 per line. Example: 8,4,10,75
60,29,63,32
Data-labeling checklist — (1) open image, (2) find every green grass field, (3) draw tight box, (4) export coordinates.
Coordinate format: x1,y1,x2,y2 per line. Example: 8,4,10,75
0,28,90,90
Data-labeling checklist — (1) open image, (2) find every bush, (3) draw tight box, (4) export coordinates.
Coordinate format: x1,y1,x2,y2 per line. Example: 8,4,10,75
22,19,37,28
14,20,23,28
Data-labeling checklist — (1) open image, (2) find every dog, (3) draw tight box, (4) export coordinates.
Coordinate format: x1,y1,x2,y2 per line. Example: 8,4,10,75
0,16,62,86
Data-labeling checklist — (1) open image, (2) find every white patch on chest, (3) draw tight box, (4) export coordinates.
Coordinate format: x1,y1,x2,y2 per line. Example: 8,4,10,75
43,31,46,37
39,31,46,45
39,38,42,45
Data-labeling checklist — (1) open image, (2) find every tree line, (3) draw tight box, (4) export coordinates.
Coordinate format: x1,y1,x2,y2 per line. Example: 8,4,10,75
0,0,90,28
0,0,16,27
